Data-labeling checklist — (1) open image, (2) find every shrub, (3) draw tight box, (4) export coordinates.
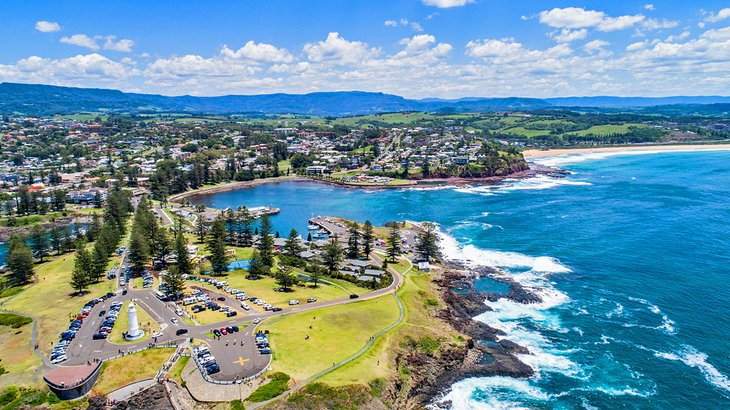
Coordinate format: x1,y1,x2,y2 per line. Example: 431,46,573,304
0,313,32,329
423,298,439,308
368,377,387,397
230,399,245,410
417,336,441,355
247,372,290,402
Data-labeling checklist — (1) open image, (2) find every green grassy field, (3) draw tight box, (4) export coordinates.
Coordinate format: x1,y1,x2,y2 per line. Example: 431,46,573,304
91,348,175,395
167,355,190,384
189,271,369,308
4,254,117,356
0,321,42,388
568,123,646,136
319,260,455,386
265,295,400,382
501,126,552,138
107,301,159,344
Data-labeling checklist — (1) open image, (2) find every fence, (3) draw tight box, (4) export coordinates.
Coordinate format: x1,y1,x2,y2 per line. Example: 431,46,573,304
189,345,269,385
107,342,179,361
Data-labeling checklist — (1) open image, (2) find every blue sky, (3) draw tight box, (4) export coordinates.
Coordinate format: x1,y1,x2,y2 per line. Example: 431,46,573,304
1,0,729,98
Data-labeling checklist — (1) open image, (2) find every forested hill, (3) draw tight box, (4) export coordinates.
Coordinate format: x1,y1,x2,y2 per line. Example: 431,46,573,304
1,82,728,116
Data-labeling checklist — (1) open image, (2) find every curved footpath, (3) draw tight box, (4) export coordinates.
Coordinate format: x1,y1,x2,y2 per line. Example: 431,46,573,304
0,280,55,369
248,254,411,409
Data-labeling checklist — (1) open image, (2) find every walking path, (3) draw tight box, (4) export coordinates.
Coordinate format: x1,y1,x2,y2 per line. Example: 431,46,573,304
106,379,157,402
248,256,411,409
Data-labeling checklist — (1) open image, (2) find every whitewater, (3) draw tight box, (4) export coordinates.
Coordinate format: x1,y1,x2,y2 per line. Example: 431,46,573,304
190,149,730,409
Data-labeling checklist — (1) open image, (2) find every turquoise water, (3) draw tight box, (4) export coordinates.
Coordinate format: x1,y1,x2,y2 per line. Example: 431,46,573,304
191,150,730,408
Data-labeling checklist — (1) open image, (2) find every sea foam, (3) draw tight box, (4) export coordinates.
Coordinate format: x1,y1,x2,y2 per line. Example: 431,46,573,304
452,175,591,197
654,346,730,395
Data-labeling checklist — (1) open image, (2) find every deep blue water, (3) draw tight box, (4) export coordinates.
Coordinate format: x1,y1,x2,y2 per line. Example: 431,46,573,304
194,150,730,409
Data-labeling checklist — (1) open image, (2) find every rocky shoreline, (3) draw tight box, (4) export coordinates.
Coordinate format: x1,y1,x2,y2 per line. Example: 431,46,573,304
386,262,539,409
171,163,568,203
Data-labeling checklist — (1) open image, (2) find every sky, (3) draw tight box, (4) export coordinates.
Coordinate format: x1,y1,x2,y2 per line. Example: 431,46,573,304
1,0,729,98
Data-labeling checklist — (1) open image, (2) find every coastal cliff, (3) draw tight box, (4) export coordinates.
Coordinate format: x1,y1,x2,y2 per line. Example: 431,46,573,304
377,263,537,409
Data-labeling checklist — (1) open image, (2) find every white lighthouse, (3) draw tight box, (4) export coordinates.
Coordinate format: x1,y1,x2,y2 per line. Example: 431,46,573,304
125,300,144,340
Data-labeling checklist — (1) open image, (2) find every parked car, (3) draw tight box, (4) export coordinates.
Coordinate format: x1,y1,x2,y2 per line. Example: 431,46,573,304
307,297,317,303
92,333,107,340
220,327,227,335
289,300,299,305
217,296,225,301
272,307,282,312
226,311,237,317
231,325,239,332
349,294,359,299
212,329,221,337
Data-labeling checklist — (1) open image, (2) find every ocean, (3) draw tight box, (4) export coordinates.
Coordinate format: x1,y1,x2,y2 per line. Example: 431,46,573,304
144,150,730,408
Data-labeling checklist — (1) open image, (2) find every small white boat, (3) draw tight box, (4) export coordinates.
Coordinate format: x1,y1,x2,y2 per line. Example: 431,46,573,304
307,225,319,230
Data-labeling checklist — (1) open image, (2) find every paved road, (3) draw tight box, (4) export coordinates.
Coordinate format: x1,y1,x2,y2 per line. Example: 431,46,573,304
60,254,404,381
53,212,409,384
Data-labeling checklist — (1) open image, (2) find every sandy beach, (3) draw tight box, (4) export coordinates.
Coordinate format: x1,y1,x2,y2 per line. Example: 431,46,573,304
523,143,730,158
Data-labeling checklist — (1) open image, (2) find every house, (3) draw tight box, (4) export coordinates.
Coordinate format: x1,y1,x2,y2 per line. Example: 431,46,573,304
298,250,319,260
418,261,431,272
345,259,371,268
363,269,384,278
306,165,328,174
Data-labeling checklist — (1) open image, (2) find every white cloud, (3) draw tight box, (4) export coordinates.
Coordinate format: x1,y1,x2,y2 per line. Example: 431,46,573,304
642,18,679,30
644,4,655,11
583,39,609,53
220,41,293,63
3,20,730,99
626,41,649,51
35,21,61,33
0,53,136,88
384,18,424,32
60,34,99,50
103,36,134,53
704,8,730,23
550,28,588,43
466,38,572,64
303,32,379,65
539,7,645,32
422,0,474,8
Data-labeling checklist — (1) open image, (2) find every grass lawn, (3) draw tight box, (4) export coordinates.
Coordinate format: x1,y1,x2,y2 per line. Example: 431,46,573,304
191,271,370,307
277,160,291,174
265,295,400,382
568,123,646,136
91,348,175,395
4,254,117,356
107,300,159,344
0,321,42,389
501,126,552,138
130,275,158,290
231,247,255,261
167,355,190,384
178,298,233,326
319,260,455,387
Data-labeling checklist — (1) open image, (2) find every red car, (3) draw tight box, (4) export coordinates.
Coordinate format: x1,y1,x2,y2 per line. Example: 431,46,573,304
220,327,228,335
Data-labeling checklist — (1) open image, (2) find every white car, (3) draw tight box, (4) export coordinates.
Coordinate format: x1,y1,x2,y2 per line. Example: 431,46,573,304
171,318,179,324
288,300,299,305
240,302,250,310
152,331,163,338
51,355,67,364
253,318,261,324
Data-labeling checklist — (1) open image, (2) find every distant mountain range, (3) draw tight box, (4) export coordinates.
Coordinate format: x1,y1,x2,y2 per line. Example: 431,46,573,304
1,82,729,116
